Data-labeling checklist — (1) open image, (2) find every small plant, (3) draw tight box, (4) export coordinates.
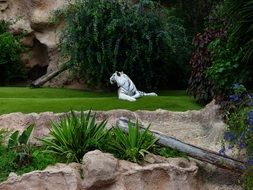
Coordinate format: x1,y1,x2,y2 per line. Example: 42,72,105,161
41,110,107,163
154,146,188,159
108,121,157,163
8,124,34,167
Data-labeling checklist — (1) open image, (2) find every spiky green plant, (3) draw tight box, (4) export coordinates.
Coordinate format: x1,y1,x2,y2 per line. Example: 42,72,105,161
41,110,107,163
108,121,157,163
225,0,253,61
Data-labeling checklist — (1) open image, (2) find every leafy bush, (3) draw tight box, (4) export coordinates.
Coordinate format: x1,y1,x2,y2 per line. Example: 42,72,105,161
0,21,26,85
7,124,34,167
0,146,61,182
107,121,157,163
204,1,253,98
41,110,107,162
58,0,190,89
218,84,253,190
0,124,61,182
224,0,253,62
207,37,246,92
187,28,224,104
220,84,253,155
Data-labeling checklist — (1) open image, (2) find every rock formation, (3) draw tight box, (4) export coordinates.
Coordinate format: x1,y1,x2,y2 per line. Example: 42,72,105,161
0,0,80,87
0,150,240,190
0,100,225,151
0,102,243,189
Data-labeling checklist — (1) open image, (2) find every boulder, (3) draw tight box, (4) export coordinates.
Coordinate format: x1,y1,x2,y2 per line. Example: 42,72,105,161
82,150,119,188
81,150,200,190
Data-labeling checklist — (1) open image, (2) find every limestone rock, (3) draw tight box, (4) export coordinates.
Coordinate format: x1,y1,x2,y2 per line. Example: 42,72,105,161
0,103,242,189
0,101,225,151
0,0,78,87
0,150,240,190
82,150,119,188
0,163,82,190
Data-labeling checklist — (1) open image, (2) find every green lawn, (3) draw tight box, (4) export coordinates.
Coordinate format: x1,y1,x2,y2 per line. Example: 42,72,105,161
0,87,202,115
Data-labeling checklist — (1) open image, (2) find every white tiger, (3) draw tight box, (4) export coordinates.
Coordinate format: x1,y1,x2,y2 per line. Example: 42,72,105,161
110,71,157,101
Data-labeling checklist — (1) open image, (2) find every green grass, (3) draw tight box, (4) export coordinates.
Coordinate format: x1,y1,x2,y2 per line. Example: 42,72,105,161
0,87,202,115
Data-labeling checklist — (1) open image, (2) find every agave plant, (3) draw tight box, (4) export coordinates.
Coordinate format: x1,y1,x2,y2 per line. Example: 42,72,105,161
108,121,157,163
41,110,107,163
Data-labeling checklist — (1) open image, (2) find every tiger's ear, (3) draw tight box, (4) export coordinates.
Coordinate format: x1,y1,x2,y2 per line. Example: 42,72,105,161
120,71,124,74
116,71,120,76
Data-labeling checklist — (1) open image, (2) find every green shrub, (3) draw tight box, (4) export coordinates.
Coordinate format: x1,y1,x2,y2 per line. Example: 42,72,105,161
0,146,61,182
219,84,253,190
0,124,61,182
57,0,190,89
41,110,107,163
207,37,246,92
107,121,157,163
187,28,224,104
8,124,35,167
204,1,253,98
0,149,17,182
0,21,27,85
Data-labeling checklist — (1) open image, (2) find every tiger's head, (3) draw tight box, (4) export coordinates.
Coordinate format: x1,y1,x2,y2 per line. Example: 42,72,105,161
110,71,125,87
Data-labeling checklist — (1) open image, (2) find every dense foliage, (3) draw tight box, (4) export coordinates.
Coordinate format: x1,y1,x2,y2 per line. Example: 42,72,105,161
0,125,61,182
187,28,224,104
174,0,221,35
0,21,26,85
58,0,191,89
219,84,253,190
187,0,253,103
224,0,253,62
205,1,252,95
207,37,245,92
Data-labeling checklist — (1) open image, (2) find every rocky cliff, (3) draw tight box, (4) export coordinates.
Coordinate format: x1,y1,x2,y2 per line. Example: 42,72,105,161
0,0,81,87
